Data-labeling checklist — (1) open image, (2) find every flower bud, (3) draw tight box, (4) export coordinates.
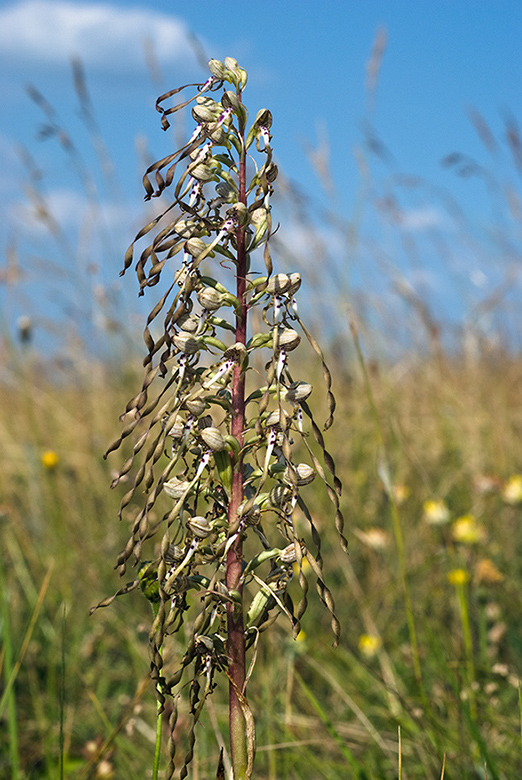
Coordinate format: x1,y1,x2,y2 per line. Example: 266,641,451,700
189,146,206,162
288,273,301,295
278,328,301,352
231,202,250,228
224,56,240,72
222,343,247,369
192,104,218,123
254,109,273,130
200,426,226,451
207,125,228,145
187,515,213,538
189,163,215,182
249,208,269,247
196,95,220,110
197,286,224,311
285,463,316,487
163,416,185,438
177,313,200,333
173,333,200,355
285,381,312,403
279,544,298,565
250,207,268,227
164,477,192,499
175,219,204,238
185,237,210,257
269,485,292,507
184,398,208,416
196,635,215,651
266,274,290,295
215,181,237,202
265,409,288,430
165,544,185,564
266,163,278,182
208,59,227,79
238,67,248,90
221,90,241,111
192,97,221,122
250,206,269,223
238,501,261,526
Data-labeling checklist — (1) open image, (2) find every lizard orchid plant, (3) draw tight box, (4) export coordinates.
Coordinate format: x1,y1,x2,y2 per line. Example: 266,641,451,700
94,57,347,780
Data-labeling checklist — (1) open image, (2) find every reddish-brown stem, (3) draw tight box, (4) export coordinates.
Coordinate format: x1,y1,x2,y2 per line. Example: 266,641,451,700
226,93,248,779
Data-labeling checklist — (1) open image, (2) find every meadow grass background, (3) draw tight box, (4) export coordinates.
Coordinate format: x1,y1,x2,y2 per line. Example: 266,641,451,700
2,320,522,779
1,67,522,780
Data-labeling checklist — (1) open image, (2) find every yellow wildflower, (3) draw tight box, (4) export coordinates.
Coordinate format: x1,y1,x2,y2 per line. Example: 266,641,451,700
452,515,486,545
474,559,504,585
423,498,450,525
501,475,522,505
358,634,382,658
41,450,59,470
447,568,470,586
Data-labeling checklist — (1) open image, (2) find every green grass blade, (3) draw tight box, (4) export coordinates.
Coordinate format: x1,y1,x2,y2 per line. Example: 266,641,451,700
0,551,21,779
294,668,369,779
59,603,67,780
152,698,163,780
519,681,522,754
0,564,53,720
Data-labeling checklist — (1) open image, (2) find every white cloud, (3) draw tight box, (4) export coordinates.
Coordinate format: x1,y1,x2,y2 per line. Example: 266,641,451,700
276,219,346,262
399,206,444,232
6,186,139,239
0,0,197,71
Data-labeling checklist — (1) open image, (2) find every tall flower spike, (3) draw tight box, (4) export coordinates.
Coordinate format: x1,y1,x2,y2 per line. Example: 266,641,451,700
97,58,347,780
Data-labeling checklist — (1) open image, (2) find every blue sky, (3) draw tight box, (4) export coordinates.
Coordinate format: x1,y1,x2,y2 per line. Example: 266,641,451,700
1,0,521,354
